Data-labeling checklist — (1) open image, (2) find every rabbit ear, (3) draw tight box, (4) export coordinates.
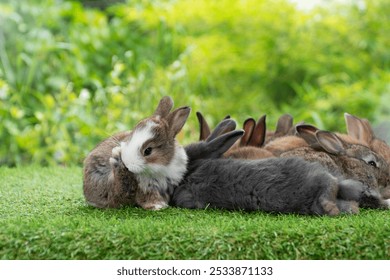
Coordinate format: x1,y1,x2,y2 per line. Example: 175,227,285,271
274,114,293,137
344,113,374,145
241,118,255,146
206,130,245,158
206,119,237,142
153,96,174,118
315,130,347,155
248,115,266,147
296,124,320,147
196,112,211,141
167,106,191,137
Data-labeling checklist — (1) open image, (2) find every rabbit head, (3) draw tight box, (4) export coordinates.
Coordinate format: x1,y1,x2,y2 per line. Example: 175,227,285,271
344,113,390,199
119,96,190,188
345,113,390,165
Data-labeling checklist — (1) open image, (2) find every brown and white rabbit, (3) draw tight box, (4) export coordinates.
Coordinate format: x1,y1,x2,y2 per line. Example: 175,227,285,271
83,96,191,210
173,123,369,216
280,125,390,209
344,113,390,199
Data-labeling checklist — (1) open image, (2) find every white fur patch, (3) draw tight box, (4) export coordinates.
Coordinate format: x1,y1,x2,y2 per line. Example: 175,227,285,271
150,201,169,210
137,145,188,193
384,199,390,209
109,146,121,166
149,145,188,185
120,121,156,173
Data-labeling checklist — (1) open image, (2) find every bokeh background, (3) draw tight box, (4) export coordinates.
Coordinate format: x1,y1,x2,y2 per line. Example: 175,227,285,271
0,0,389,166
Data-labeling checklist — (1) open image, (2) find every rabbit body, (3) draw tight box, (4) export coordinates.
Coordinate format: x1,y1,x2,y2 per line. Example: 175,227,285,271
173,153,359,216
83,96,190,210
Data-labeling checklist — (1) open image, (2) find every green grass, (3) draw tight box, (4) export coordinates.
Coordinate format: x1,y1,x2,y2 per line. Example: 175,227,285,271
1,166,389,260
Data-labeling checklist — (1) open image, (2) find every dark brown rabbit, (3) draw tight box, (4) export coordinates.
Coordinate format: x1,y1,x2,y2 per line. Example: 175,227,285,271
83,96,191,210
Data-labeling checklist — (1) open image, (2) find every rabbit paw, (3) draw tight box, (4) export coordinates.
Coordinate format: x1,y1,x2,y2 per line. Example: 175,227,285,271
337,200,359,214
142,201,169,211
384,199,390,209
109,146,123,168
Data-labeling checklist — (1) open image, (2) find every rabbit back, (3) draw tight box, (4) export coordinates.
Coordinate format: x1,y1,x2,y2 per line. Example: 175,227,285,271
83,131,138,208
173,157,348,215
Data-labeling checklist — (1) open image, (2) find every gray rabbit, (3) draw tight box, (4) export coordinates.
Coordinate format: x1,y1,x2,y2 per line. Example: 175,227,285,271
172,122,384,215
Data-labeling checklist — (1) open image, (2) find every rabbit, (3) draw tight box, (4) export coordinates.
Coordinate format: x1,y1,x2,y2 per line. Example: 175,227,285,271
197,112,274,159
172,126,376,216
225,114,307,159
264,113,296,144
280,125,390,209
83,96,191,210
344,113,390,199
260,116,310,156
224,115,275,159
263,134,309,156
197,111,231,141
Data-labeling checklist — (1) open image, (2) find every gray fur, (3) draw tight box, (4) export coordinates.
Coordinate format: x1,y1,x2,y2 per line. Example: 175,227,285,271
172,131,360,216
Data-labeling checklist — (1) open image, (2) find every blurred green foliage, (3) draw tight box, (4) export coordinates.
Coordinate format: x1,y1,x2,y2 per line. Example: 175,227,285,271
0,0,389,166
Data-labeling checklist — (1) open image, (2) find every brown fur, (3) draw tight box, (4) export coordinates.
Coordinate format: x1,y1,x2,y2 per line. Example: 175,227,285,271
264,113,294,144
224,146,274,159
264,135,308,156
83,131,138,208
83,96,190,209
138,118,175,166
280,130,390,208
344,113,390,199
224,116,276,159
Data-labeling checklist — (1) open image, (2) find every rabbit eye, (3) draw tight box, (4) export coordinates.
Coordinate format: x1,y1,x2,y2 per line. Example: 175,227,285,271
143,147,153,156
368,161,377,167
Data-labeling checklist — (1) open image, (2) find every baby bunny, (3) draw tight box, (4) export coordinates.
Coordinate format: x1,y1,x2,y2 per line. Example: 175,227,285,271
264,113,295,144
172,126,364,216
344,113,390,199
83,96,191,210
261,115,309,156
280,125,390,209
197,111,233,141
196,112,273,159
224,115,275,159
